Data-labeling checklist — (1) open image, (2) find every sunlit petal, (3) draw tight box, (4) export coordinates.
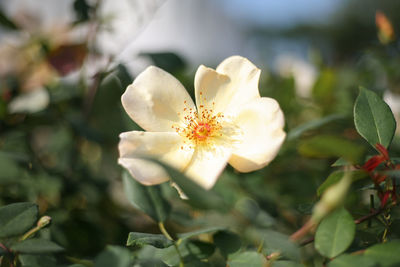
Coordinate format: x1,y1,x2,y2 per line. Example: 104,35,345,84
216,55,261,114
194,56,261,114
194,65,230,113
184,146,231,189
119,131,194,173
122,66,195,132
118,158,169,185
229,97,286,172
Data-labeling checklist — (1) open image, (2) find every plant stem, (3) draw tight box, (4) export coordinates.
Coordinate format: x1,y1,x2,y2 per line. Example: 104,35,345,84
20,226,40,241
354,208,383,224
158,222,184,267
290,220,315,241
158,221,173,241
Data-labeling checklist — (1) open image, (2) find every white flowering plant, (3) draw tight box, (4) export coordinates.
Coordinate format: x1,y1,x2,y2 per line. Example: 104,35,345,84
1,2,400,267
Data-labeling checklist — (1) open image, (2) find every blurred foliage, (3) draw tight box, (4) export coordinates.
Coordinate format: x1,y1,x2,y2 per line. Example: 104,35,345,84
1,0,400,266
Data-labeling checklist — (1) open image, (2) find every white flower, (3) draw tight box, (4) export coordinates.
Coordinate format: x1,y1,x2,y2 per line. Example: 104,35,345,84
118,56,286,189
384,90,400,136
275,54,317,98
8,88,50,114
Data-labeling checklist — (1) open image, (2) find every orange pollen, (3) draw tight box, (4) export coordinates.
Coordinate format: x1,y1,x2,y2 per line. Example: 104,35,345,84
173,107,223,148
172,91,230,149
193,122,212,141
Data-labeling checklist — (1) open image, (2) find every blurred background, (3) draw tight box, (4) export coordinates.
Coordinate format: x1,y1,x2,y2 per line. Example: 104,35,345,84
1,0,400,261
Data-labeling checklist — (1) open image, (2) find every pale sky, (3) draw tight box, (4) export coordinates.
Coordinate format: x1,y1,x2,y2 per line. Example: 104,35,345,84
217,0,344,28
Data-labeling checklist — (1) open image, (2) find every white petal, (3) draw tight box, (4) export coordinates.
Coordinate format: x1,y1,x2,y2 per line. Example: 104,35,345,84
122,66,195,131
184,147,231,189
216,56,261,113
119,131,194,170
118,131,194,185
194,65,230,113
229,98,286,172
8,88,49,113
118,158,169,185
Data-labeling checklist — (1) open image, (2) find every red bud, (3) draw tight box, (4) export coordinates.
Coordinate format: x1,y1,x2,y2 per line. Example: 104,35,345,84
375,143,389,161
376,11,395,44
372,173,387,184
380,191,390,208
363,155,385,172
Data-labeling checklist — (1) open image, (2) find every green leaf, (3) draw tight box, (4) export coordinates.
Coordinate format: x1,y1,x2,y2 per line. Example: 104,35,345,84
126,232,173,248
73,0,93,22
315,207,355,258
90,71,134,142
317,170,368,196
208,250,227,267
11,238,64,254
122,171,170,222
18,254,57,267
178,227,226,241
246,228,300,261
155,160,229,211
112,64,133,89
141,52,186,73
312,68,335,106
0,150,30,163
182,241,215,260
260,230,300,261
354,87,396,149
235,198,275,228
0,9,18,30
227,251,267,267
156,240,215,266
0,202,38,238
288,114,346,141
364,240,400,267
331,157,351,167
213,230,241,257
272,261,303,267
94,246,131,267
131,259,168,267
0,154,21,183
298,135,364,163
327,254,377,267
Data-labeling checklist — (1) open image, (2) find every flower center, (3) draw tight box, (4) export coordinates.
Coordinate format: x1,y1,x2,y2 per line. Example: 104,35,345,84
193,122,212,141
172,97,225,149
172,92,241,151
173,108,223,148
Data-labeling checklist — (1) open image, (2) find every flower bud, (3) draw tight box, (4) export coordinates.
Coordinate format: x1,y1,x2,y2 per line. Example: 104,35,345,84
312,172,351,222
37,216,52,228
376,11,395,44
363,155,385,172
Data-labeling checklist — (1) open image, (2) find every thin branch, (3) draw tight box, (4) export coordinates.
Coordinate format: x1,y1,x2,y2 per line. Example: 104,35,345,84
354,208,383,224
158,222,184,267
158,222,173,241
290,220,315,242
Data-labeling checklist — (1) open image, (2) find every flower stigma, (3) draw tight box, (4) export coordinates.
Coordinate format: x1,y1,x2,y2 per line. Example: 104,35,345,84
193,122,212,141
